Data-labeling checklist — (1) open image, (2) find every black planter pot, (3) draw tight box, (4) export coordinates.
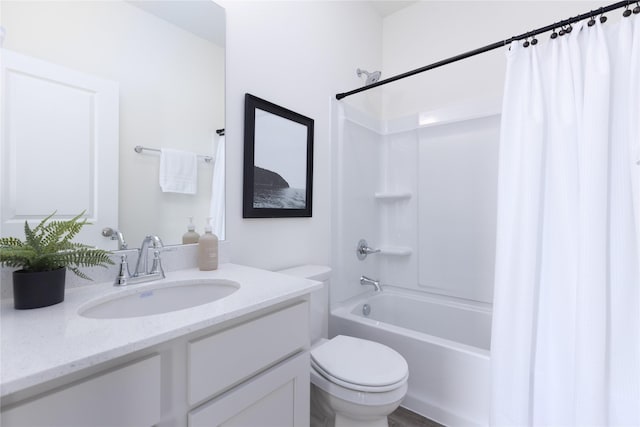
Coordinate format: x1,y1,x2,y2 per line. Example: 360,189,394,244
13,267,66,309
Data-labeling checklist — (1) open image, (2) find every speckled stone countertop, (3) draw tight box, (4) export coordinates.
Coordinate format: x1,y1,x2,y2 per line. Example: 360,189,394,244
0,263,320,398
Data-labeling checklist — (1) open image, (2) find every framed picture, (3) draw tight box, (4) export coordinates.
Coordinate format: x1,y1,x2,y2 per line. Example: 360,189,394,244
243,94,314,218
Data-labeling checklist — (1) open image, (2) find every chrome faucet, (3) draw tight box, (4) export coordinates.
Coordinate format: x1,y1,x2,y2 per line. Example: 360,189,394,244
134,235,164,277
360,276,381,292
102,227,128,250
114,235,168,286
357,239,381,260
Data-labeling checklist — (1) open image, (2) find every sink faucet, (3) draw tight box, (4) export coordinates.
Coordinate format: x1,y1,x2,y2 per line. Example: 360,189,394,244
360,276,381,292
102,227,128,250
114,235,169,286
133,235,164,277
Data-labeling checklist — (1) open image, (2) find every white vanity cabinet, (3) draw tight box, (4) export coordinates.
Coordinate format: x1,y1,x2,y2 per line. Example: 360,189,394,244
187,301,310,426
188,351,309,427
1,355,162,427
1,300,311,427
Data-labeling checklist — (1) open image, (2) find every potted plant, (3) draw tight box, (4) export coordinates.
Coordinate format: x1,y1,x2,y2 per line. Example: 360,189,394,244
0,212,114,309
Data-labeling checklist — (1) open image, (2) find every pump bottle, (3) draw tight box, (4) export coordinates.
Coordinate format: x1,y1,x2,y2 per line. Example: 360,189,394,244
182,217,200,244
198,217,218,270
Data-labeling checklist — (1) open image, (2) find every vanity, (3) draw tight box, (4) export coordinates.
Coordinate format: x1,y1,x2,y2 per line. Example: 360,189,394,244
0,263,320,426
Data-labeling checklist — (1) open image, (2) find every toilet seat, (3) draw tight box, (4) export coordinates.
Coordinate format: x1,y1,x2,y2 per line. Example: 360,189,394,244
311,335,408,393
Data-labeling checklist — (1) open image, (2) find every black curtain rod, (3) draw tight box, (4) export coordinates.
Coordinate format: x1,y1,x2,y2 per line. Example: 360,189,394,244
336,0,634,100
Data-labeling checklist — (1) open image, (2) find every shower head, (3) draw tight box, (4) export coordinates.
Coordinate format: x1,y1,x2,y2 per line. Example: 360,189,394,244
357,68,382,85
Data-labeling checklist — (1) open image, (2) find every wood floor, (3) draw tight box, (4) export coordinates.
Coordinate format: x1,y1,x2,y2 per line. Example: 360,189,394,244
389,406,444,427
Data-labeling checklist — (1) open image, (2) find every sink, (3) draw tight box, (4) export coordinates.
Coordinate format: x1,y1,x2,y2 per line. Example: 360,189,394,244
79,279,240,319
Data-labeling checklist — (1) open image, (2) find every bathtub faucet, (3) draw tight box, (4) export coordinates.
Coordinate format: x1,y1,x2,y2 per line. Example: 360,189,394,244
360,276,381,292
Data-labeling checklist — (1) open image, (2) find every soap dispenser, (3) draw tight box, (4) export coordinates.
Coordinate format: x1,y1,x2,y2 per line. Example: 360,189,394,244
182,217,200,244
198,217,218,271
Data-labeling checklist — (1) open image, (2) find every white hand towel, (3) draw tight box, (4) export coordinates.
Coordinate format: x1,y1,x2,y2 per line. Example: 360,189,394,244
159,148,197,194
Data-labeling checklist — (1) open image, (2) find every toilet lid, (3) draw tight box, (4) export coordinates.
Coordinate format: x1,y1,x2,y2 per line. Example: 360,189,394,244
310,335,408,389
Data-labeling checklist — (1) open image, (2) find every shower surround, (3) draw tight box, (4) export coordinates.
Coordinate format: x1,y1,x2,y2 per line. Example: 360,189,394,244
330,100,500,426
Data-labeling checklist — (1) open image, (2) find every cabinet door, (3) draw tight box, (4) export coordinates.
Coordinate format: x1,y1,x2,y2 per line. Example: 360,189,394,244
188,352,310,427
1,355,161,427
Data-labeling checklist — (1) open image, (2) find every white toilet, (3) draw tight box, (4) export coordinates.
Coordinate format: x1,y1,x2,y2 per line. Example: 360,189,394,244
278,265,409,427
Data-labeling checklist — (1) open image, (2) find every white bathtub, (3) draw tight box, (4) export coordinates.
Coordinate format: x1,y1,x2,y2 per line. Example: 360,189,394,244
330,287,491,426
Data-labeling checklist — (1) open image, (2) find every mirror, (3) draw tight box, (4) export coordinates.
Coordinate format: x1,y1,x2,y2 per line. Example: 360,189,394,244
0,0,225,249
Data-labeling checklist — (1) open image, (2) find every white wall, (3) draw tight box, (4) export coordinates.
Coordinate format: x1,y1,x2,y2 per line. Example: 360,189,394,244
382,1,605,119
1,1,224,247
415,116,500,303
330,104,384,305
2,0,385,275
222,1,382,270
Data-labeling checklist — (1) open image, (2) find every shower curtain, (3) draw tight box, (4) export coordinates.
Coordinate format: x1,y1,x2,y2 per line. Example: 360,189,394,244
491,16,640,427
210,134,225,240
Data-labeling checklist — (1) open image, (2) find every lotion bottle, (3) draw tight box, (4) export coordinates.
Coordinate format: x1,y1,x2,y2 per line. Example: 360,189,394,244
182,217,200,244
198,217,218,271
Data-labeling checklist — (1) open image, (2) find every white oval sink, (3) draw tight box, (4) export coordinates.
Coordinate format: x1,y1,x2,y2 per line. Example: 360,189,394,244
79,279,240,319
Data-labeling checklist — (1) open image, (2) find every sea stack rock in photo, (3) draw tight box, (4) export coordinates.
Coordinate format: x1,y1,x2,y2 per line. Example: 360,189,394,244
254,166,289,188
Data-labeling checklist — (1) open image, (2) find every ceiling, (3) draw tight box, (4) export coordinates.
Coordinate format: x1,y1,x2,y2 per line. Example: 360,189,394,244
126,1,416,46
368,1,418,18
127,0,225,47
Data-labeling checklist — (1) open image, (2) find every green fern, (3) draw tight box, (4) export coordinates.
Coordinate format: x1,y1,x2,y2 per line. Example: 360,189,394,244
0,211,114,280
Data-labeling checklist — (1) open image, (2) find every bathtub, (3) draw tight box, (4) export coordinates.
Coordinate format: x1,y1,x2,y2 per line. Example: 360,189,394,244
329,287,491,426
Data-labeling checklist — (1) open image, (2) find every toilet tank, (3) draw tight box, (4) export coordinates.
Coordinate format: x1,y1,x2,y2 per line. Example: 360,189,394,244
277,265,331,344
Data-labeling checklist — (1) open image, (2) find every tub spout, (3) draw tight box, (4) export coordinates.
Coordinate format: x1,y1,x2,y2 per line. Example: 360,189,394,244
360,276,381,292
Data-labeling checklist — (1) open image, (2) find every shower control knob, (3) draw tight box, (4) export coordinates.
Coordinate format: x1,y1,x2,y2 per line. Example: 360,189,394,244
357,239,381,260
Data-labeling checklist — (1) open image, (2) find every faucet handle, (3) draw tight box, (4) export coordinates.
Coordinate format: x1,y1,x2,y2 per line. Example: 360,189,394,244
149,250,165,277
356,239,381,260
114,254,130,286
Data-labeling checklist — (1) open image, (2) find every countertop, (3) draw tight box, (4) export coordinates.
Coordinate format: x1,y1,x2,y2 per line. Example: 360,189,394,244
0,263,321,398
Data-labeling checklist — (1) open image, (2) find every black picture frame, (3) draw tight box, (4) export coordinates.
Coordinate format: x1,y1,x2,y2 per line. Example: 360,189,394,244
243,94,314,218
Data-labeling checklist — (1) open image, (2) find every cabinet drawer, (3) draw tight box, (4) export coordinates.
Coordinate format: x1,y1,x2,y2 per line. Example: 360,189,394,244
1,354,161,427
188,351,310,427
188,301,309,405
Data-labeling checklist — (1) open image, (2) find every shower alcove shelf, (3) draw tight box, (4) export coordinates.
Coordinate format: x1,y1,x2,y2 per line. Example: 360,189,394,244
374,191,412,201
373,190,413,257
378,246,413,256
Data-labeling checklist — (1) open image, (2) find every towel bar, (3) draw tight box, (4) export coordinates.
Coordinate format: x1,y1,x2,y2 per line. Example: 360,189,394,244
134,145,213,163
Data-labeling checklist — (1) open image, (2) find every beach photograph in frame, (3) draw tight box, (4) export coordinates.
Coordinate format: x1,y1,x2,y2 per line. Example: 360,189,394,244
243,94,314,218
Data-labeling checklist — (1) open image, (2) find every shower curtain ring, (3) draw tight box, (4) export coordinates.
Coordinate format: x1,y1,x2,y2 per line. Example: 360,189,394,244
633,2,640,14
624,4,632,17
599,8,608,23
588,12,597,26
551,27,558,39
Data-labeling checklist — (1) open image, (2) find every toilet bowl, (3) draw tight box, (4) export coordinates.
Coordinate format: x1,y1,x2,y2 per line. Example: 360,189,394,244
276,266,409,427
310,335,408,427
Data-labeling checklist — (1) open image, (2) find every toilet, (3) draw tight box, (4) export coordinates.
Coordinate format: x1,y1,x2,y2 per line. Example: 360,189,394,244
278,265,408,427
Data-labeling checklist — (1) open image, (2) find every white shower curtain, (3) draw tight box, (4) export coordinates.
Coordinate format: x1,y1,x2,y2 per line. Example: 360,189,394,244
491,16,640,427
